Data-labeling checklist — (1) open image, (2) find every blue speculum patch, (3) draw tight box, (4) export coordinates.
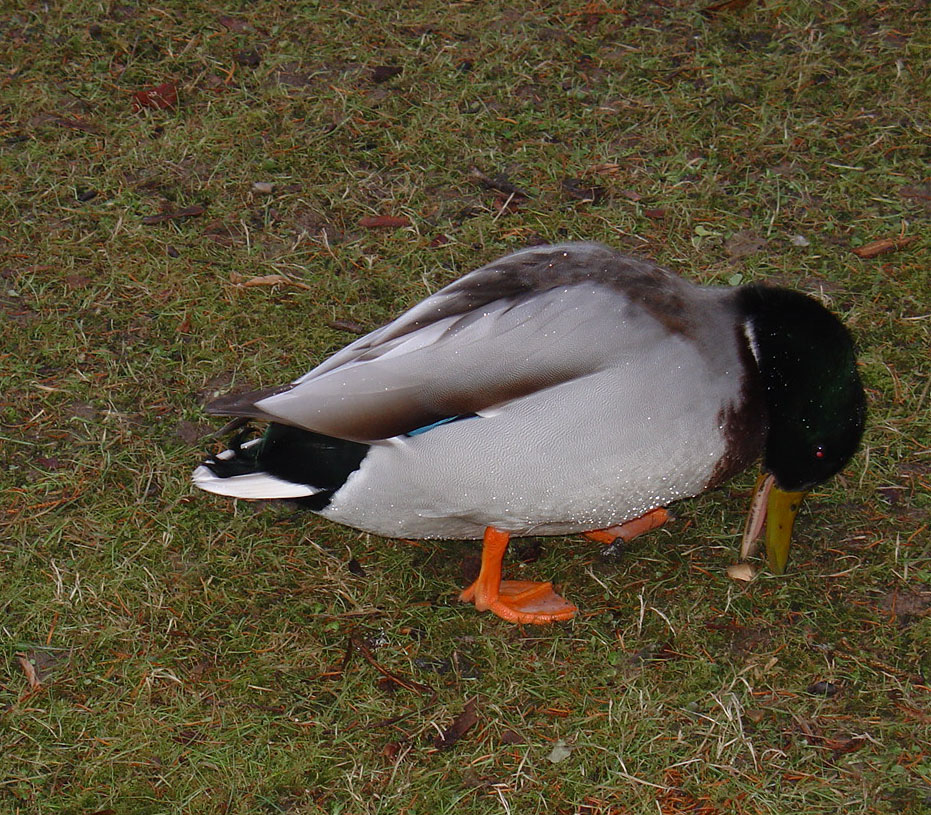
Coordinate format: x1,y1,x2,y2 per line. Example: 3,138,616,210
405,413,478,437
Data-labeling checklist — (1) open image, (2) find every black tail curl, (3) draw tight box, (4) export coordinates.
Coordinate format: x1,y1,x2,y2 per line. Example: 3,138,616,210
204,423,371,510
205,425,262,477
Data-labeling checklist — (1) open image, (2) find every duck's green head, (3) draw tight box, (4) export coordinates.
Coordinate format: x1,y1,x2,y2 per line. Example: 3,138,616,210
738,285,867,573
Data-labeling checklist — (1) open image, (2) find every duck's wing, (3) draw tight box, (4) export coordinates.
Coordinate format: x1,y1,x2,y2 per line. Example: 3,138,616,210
207,243,699,442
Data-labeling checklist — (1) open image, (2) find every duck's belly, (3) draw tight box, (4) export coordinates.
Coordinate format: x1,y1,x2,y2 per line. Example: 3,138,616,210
320,337,742,540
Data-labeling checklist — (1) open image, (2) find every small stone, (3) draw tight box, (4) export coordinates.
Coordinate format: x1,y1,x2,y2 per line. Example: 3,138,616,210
234,49,261,68
807,680,839,697
251,181,274,195
547,739,572,763
371,65,402,83
790,234,811,247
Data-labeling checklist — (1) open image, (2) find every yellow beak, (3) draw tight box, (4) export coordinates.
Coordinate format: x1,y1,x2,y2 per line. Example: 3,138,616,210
741,473,808,574
764,482,808,574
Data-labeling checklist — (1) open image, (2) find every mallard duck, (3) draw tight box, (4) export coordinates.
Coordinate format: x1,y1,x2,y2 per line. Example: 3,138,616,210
194,242,866,624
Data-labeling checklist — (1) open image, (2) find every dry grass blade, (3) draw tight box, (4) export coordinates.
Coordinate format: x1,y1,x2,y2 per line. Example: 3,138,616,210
16,654,42,691
358,215,412,229
328,318,368,334
141,205,206,225
230,272,312,289
851,235,918,258
469,166,530,198
349,637,434,696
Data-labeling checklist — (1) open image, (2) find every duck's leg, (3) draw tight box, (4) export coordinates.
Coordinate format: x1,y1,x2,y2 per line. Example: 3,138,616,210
459,526,577,624
584,507,672,545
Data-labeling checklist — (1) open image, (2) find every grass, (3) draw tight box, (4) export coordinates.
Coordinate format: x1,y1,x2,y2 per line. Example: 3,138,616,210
1,0,929,812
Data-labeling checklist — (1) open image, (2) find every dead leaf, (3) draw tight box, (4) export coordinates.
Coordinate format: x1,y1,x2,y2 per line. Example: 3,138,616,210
132,82,178,112
276,70,315,89
17,654,41,690
359,215,411,229
637,641,685,662
234,49,261,68
880,589,931,622
141,205,205,225
588,162,622,176
823,736,866,754
897,703,931,724
175,420,211,445
232,273,312,290
64,273,92,289
201,74,229,94
217,15,248,31
562,177,604,204
53,116,100,134
371,65,402,83
899,182,931,208
727,562,757,582
70,400,98,420
643,207,667,219
493,192,523,214
877,485,906,505
433,699,478,749
702,0,755,18
328,318,367,334
807,680,839,697
469,167,530,198
851,235,918,258
724,229,767,259
202,218,242,245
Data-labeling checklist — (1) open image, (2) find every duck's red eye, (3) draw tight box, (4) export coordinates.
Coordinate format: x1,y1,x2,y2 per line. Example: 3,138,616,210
815,445,825,459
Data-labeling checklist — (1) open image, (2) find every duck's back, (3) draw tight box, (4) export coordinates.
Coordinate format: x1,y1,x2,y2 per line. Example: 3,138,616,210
306,244,765,539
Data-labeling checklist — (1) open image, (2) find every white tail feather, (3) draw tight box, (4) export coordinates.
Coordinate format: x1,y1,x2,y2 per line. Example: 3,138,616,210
192,438,318,499
192,464,319,499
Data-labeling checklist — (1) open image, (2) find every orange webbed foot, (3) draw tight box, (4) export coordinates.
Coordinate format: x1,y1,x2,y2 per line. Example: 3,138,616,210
458,527,577,624
460,578,577,624
584,507,672,545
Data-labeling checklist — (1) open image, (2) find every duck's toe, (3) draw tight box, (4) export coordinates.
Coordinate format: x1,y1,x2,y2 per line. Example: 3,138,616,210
460,579,577,624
